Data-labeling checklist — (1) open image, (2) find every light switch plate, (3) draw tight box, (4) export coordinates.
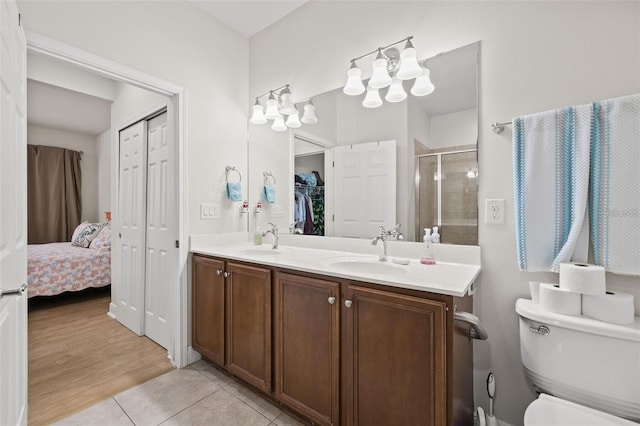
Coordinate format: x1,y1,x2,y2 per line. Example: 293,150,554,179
272,204,284,217
200,203,219,220
485,199,505,224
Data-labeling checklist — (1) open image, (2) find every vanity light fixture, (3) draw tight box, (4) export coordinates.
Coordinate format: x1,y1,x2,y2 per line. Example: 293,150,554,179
342,36,435,108
250,84,319,131
466,168,478,179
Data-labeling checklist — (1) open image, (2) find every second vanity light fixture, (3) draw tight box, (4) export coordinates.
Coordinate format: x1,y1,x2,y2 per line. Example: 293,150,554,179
250,84,318,132
343,36,435,108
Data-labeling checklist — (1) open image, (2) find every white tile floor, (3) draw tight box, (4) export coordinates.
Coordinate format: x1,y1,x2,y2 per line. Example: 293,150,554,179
54,360,306,426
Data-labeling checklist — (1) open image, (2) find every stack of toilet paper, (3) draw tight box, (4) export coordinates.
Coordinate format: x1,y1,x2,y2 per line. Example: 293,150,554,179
530,263,635,325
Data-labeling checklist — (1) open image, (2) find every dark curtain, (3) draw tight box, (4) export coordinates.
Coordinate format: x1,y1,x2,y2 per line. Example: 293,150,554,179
27,145,82,244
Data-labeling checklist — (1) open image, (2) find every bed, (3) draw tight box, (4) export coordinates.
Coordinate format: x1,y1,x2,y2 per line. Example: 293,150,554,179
27,222,111,298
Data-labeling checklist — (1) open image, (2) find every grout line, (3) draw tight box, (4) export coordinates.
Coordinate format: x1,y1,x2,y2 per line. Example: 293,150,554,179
157,387,223,425
221,387,277,424
112,396,136,426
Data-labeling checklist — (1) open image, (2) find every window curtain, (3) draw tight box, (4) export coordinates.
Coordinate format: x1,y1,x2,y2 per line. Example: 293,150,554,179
27,145,82,244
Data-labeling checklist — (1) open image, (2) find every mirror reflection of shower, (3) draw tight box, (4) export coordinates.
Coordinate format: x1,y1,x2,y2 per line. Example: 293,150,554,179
416,147,478,245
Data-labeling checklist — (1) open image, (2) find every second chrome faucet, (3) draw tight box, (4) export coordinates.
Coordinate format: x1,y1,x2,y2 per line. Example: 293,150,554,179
262,223,279,249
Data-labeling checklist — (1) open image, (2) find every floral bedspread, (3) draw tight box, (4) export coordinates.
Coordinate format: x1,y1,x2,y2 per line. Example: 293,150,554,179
27,242,111,298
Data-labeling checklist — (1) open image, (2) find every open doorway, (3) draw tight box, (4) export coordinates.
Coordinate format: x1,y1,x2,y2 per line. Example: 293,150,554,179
25,34,186,423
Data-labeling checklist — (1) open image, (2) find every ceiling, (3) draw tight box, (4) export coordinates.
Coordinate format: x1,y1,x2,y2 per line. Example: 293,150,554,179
190,0,307,37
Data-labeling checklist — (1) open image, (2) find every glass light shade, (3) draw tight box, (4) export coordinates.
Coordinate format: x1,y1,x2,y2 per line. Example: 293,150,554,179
362,87,382,108
411,68,435,96
278,88,296,115
285,110,302,128
368,51,392,89
343,65,365,96
396,41,422,80
250,104,267,124
271,115,287,131
385,78,407,103
264,93,281,120
301,100,318,124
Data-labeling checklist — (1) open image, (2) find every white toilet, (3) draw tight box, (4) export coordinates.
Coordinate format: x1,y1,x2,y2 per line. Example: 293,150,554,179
516,298,640,425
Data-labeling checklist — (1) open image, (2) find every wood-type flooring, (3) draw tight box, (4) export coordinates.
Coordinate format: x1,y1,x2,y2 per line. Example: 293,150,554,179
28,287,174,425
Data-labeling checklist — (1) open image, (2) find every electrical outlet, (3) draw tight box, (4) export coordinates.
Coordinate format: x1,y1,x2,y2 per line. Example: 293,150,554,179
485,199,505,224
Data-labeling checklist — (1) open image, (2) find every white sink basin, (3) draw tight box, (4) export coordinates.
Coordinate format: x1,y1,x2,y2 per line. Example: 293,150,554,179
236,247,287,256
328,259,408,275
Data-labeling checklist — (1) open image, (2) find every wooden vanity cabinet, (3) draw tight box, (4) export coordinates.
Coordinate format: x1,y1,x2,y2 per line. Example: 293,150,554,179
342,285,447,425
191,255,272,393
225,261,272,394
192,255,225,366
274,272,340,426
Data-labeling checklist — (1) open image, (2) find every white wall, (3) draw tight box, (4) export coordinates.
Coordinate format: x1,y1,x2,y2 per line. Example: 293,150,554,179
96,130,110,219
430,108,478,150
27,124,100,223
18,0,250,237
249,2,640,425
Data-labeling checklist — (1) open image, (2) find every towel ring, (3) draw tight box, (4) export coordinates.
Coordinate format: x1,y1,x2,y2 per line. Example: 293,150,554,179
225,166,242,183
263,172,276,185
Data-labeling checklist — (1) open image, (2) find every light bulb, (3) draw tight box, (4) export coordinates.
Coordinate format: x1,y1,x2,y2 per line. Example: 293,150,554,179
286,109,302,128
396,39,422,80
278,86,296,115
362,86,382,108
301,100,318,124
368,49,392,89
343,61,365,96
264,92,281,120
411,68,435,96
385,77,407,103
271,115,287,131
250,99,267,124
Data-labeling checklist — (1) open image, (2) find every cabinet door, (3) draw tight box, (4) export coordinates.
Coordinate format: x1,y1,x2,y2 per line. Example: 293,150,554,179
226,262,272,393
275,273,340,426
191,255,225,367
343,285,447,425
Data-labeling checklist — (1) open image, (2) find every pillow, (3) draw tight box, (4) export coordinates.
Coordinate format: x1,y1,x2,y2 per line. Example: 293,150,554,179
71,222,106,248
89,221,111,251
71,221,89,242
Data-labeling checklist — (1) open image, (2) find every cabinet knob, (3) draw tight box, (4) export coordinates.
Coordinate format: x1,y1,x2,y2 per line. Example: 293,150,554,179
216,269,222,276
223,272,229,278
328,296,336,305
344,299,352,308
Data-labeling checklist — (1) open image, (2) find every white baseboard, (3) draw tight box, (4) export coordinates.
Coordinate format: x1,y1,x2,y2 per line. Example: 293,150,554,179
186,346,202,366
107,302,117,319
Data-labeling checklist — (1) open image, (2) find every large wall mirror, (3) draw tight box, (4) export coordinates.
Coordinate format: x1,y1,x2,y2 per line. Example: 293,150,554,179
248,41,479,244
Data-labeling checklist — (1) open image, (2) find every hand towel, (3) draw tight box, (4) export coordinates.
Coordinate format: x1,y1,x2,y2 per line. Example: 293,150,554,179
590,93,640,275
513,104,592,272
263,185,276,203
226,182,242,201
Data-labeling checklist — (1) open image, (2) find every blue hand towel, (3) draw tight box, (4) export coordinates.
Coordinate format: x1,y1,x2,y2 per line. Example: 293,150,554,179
226,182,242,201
263,185,276,203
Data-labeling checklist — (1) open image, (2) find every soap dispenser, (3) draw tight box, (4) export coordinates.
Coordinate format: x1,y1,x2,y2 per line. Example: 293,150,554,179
420,228,436,265
431,226,440,244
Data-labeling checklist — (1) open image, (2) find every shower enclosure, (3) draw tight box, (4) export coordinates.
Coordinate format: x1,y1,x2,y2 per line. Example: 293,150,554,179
416,148,478,245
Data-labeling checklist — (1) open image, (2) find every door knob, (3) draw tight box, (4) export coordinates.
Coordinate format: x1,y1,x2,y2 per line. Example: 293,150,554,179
223,272,229,278
344,299,352,308
328,296,336,305
216,269,222,276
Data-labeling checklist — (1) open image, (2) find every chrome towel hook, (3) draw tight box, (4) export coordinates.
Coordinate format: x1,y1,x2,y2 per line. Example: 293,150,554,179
263,171,276,185
225,166,242,183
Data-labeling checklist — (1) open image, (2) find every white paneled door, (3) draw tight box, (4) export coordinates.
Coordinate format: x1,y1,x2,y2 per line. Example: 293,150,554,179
117,120,147,335
144,112,173,349
333,140,396,239
0,0,28,423
117,111,174,349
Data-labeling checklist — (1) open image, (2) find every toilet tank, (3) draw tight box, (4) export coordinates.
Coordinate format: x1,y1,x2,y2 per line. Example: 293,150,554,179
516,298,640,422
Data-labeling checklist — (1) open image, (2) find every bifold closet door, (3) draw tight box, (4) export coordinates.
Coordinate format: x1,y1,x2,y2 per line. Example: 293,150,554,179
117,120,148,336
144,112,174,349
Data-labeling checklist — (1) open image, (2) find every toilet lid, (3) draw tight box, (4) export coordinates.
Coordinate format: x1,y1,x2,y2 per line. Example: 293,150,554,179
525,394,638,426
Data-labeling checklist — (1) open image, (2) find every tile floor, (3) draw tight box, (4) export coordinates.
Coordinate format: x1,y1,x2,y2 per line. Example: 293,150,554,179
54,360,306,426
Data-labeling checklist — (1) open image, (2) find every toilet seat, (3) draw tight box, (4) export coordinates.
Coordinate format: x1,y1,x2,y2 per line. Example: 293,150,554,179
525,394,638,426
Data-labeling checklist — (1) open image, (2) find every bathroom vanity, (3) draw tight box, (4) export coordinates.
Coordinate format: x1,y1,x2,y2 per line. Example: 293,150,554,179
191,235,481,426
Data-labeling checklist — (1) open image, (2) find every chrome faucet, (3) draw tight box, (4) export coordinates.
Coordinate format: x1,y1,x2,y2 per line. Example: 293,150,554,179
371,225,389,261
289,223,303,235
262,223,279,249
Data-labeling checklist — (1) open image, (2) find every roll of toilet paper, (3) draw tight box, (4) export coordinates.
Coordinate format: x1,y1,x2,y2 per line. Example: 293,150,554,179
539,283,582,316
582,291,635,325
559,263,606,295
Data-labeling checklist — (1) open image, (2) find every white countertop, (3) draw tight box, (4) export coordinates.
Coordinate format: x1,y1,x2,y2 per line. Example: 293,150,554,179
190,233,481,297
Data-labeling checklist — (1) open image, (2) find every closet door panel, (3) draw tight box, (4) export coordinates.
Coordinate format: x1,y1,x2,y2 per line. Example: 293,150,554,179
117,120,147,335
144,111,173,349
